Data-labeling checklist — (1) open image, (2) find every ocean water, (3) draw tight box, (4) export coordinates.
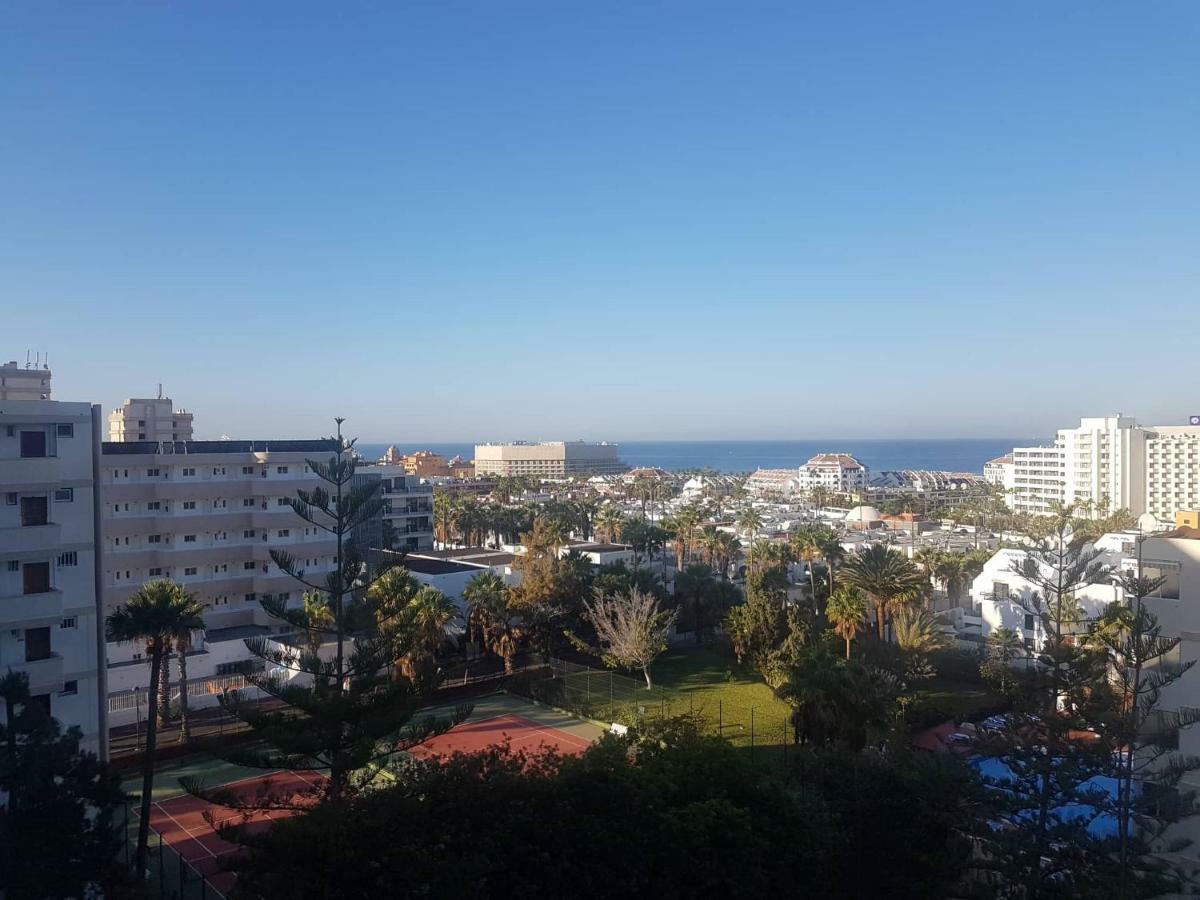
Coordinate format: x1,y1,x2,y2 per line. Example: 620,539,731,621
356,439,1039,475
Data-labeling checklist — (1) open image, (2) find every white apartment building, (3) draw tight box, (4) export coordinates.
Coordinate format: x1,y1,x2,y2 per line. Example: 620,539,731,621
473,441,627,477
797,454,868,494
0,360,53,401
100,439,348,725
107,392,194,443
983,455,1012,487
1143,428,1200,521
363,464,435,552
1007,416,1200,520
0,399,107,756
745,467,801,498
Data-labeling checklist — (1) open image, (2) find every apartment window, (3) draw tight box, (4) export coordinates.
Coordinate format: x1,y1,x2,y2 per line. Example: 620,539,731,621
4,425,12,437
183,501,196,510
1144,562,1182,601
244,592,257,603
244,561,256,571
992,581,1010,600
23,562,50,594
277,498,289,506
57,551,78,567
148,567,163,577
182,467,196,477
148,534,162,544
59,680,77,697
278,529,289,538
242,466,255,475
276,466,289,474
138,419,146,427
6,560,18,572
213,467,226,475
138,433,146,440
1024,614,1035,631
59,617,77,630
243,530,256,539
20,495,48,526
5,492,15,505
19,430,47,458
184,567,198,576
53,488,73,503
147,501,161,511
243,498,255,508
214,595,229,606
56,423,73,438
24,627,51,662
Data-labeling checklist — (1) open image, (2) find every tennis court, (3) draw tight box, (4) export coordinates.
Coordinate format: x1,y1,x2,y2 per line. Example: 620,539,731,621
406,692,608,761
128,766,324,898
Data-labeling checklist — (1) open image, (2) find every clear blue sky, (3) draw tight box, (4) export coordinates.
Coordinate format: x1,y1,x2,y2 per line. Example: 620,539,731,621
2,2,1197,441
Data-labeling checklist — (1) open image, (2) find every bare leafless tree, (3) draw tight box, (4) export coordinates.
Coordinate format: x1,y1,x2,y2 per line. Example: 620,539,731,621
574,587,678,690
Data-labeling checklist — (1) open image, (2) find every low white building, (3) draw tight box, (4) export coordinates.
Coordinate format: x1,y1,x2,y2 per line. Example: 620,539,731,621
970,547,1122,652
746,468,801,498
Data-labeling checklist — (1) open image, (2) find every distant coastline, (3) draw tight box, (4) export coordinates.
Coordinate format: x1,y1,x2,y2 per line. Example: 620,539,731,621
356,438,1039,475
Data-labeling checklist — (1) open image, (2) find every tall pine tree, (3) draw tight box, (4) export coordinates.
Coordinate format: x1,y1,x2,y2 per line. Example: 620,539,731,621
188,421,459,806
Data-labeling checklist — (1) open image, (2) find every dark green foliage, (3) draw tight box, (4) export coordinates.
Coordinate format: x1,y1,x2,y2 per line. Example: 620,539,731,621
228,718,976,900
0,672,129,899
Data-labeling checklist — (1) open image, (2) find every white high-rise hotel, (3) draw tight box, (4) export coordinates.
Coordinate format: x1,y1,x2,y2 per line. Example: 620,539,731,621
1005,415,1200,520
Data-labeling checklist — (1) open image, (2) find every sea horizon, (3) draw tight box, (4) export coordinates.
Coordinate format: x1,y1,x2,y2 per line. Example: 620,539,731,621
356,438,1041,475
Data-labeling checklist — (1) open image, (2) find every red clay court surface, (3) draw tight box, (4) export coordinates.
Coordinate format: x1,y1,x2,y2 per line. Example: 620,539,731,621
139,769,324,896
407,713,594,760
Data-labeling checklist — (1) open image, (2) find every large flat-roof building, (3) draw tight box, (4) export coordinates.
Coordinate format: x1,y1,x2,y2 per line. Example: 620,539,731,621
0,397,107,756
1005,415,1200,520
473,441,627,478
99,439,355,727
797,453,868,494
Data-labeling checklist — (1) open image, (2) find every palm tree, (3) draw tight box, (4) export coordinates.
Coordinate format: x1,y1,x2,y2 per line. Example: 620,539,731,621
816,528,844,595
433,490,455,549
668,504,702,570
892,607,950,655
790,527,822,611
985,626,1025,692
737,508,763,571
171,612,204,743
397,586,458,690
933,553,966,607
840,544,927,642
105,580,205,874
697,524,722,575
463,572,520,674
596,505,625,544
826,585,869,659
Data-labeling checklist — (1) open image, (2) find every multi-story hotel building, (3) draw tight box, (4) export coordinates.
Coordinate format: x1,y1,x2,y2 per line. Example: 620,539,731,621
100,439,349,724
796,453,868,494
1006,415,1200,520
473,441,627,477
0,396,107,756
107,392,194,443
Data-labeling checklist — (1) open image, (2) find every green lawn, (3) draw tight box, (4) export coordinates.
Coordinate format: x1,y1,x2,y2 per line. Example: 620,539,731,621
652,645,792,723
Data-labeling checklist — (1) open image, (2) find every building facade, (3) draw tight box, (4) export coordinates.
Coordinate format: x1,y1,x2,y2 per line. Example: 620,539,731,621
107,394,194,443
100,439,345,725
473,441,627,477
797,454,868,494
983,455,1012,487
0,399,107,755
1006,416,1200,521
364,464,435,552
0,360,53,401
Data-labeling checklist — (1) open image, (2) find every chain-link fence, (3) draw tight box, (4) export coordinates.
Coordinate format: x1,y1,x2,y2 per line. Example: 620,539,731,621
508,659,793,766
116,799,228,899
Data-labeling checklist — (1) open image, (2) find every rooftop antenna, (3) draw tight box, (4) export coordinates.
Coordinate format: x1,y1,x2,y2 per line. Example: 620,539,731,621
158,383,163,400
25,350,31,369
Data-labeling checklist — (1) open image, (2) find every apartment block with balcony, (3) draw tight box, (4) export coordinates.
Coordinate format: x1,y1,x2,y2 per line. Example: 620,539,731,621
107,394,194,443
0,399,106,756
473,441,627,477
99,439,350,724
368,464,434,552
